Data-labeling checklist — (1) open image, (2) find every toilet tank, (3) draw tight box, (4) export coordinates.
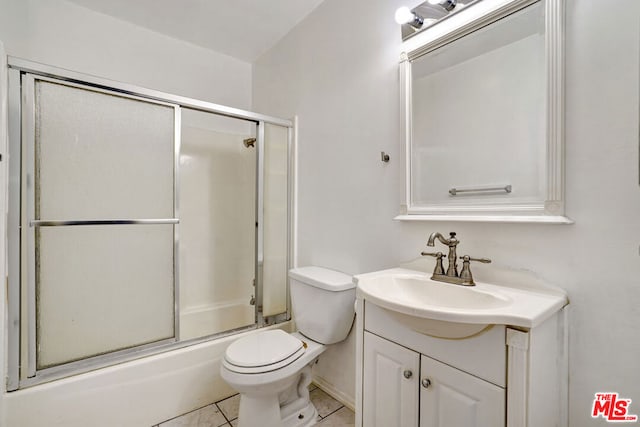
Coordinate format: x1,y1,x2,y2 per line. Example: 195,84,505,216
288,266,355,344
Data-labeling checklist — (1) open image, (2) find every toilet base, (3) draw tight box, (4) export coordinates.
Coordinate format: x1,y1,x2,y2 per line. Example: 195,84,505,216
236,364,319,427
237,397,318,427
282,400,318,427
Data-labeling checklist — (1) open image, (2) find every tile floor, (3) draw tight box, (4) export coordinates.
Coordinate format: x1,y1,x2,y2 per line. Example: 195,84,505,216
153,384,354,427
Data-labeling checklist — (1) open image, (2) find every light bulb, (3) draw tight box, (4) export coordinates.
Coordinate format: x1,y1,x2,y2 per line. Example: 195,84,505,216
427,0,441,4
395,7,415,25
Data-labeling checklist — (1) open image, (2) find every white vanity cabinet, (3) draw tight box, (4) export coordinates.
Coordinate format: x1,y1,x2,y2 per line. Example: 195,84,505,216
363,331,505,427
419,353,505,427
356,300,568,427
362,332,419,427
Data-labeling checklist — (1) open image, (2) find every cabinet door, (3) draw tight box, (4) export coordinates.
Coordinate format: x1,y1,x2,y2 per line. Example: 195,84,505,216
420,355,505,427
363,332,419,427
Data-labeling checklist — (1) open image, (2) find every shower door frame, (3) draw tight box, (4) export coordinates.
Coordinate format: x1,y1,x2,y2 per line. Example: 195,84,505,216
6,57,295,390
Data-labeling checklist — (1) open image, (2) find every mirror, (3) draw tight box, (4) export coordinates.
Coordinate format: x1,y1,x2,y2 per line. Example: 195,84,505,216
397,0,571,223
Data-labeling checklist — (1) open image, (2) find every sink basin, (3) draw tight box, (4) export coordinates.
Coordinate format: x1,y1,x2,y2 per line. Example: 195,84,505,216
385,275,511,310
354,268,568,339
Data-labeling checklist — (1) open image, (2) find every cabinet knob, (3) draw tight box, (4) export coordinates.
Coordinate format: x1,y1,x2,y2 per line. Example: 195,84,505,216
403,370,413,379
421,378,432,388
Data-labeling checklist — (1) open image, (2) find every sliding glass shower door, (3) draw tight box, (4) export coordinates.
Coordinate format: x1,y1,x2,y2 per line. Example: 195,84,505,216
27,76,178,370
7,60,293,389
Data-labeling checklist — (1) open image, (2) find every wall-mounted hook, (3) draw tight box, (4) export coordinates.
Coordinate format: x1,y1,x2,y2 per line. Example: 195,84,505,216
381,151,390,163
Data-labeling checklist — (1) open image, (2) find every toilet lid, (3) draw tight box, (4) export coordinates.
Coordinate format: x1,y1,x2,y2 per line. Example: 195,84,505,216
225,330,305,370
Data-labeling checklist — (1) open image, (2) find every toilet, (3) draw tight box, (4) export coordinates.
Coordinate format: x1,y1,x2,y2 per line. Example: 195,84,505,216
221,266,355,427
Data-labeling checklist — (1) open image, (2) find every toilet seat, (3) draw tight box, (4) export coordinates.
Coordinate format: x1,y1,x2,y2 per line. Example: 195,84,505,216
224,329,306,374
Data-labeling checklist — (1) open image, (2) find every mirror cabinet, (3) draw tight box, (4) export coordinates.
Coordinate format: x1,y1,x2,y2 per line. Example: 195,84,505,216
396,0,571,223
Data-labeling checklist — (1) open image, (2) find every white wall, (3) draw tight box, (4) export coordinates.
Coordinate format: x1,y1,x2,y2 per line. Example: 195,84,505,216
0,0,252,108
253,0,640,425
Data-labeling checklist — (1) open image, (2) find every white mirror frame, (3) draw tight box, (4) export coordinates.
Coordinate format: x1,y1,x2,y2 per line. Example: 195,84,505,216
396,0,572,224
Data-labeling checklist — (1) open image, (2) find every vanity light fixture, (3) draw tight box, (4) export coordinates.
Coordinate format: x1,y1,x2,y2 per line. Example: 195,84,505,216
428,0,458,12
395,0,477,40
395,6,425,28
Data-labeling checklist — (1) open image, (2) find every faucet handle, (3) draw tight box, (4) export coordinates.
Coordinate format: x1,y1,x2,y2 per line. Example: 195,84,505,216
421,251,444,257
421,251,446,276
458,255,492,286
459,256,491,264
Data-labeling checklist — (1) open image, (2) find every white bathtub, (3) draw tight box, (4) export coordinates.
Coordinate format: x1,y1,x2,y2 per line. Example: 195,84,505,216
2,321,293,427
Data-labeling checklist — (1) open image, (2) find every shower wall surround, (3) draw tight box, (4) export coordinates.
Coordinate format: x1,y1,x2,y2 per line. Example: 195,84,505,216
179,110,257,341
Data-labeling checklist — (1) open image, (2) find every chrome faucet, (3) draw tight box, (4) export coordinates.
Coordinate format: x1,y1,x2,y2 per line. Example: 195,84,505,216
426,232,459,277
421,232,491,286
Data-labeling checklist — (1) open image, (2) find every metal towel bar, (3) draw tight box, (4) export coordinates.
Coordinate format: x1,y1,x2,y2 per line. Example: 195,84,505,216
449,185,512,196
30,219,179,227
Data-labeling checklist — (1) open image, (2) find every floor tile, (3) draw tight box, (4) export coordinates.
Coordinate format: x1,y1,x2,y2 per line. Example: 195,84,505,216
317,407,355,426
309,388,343,418
157,403,228,427
216,394,240,422
157,389,354,426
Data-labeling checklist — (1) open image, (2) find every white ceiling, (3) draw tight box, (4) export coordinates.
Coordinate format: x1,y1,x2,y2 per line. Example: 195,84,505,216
67,0,326,62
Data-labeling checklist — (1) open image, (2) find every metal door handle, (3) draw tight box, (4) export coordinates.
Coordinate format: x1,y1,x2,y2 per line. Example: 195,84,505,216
421,378,432,388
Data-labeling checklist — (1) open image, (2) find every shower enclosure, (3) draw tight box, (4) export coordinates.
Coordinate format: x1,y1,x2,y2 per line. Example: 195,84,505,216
6,58,293,390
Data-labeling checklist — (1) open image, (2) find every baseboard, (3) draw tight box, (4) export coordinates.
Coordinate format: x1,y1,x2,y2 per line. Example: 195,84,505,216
312,375,355,412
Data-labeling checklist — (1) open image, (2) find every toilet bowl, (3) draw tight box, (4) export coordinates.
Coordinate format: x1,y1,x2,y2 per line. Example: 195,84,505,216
220,266,355,427
222,331,325,427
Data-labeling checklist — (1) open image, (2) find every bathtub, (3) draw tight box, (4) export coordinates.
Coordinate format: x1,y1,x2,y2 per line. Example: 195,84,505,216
2,321,293,427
